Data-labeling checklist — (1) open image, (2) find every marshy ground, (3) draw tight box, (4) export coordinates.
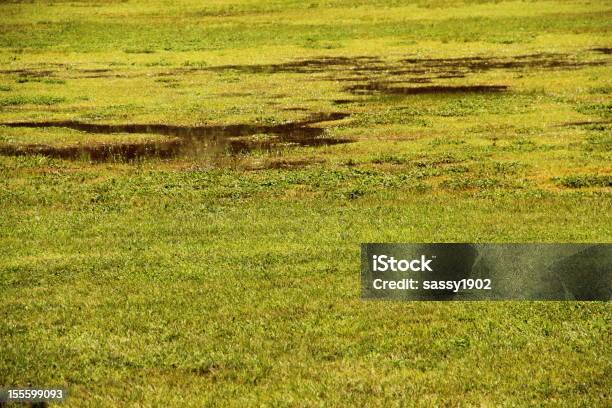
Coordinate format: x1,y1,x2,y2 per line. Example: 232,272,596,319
1,1,611,406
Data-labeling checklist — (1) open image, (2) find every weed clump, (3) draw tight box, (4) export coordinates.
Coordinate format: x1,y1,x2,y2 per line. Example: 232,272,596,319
371,154,408,165
0,95,65,106
553,175,611,188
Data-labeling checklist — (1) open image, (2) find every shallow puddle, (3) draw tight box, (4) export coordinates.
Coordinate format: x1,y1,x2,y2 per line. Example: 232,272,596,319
0,112,352,162
0,139,181,161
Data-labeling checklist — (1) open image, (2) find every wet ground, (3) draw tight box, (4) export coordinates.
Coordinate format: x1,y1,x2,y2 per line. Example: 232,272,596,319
0,112,351,162
0,49,609,162
2,49,607,84
343,84,508,96
200,51,608,97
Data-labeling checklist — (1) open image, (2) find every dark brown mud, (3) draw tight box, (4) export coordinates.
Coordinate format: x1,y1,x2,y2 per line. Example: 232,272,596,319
2,50,607,86
1,49,606,78
332,99,357,105
591,47,612,55
0,112,352,162
196,51,605,98
343,83,508,96
201,56,385,75
0,140,182,161
200,52,607,78
399,53,605,72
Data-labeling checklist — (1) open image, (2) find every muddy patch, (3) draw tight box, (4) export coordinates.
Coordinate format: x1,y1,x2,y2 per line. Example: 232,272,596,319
0,112,352,162
398,53,606,73
282,107,310,111
0,140,182,161
591,47,612,55
201,56,385,75
344,83,507,96
196,51,606,99
76,68,131,79
200,52,608,79
557,120,612,127
2,49,607,84
332,99,357,105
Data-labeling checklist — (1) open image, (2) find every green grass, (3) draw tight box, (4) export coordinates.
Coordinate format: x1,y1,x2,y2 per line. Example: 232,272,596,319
1,0,611,406
0,94,65,106
0,126,171,147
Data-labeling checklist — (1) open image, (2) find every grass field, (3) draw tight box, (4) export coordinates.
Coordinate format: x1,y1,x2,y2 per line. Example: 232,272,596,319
1,0,611,406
